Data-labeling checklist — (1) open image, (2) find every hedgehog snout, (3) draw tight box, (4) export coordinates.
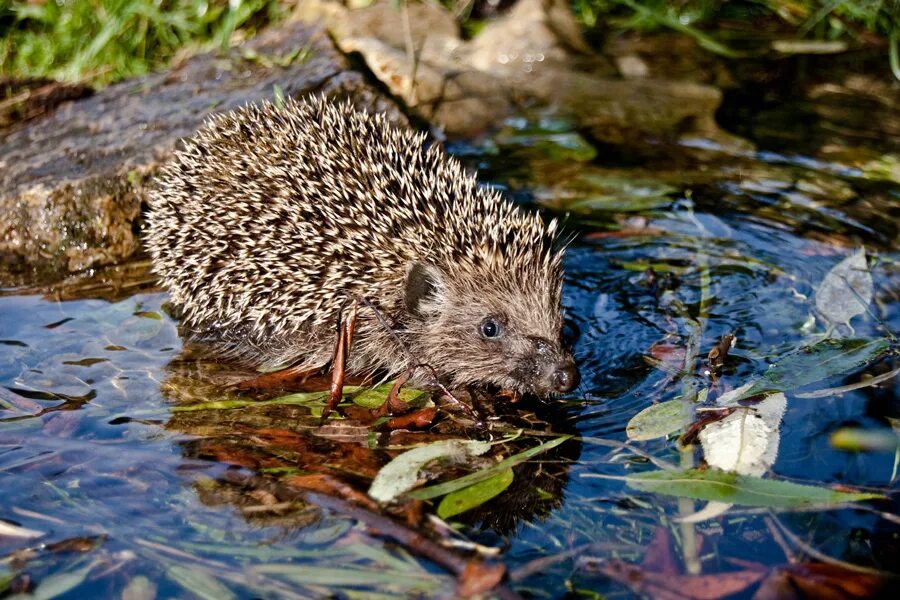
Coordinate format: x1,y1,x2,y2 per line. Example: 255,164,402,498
517,337,580,396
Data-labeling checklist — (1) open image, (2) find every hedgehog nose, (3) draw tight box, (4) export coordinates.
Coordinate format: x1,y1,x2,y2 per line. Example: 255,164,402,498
551,362,580,393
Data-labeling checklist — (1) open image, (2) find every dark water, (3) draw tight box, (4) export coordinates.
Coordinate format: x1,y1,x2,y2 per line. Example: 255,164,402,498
1,80,899,597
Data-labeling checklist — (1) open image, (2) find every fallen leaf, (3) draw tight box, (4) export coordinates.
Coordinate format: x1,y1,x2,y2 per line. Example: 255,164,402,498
0,519,44,539
641,526,680,575
600,559,765,599
368,440,491,503
437,469,514,519
698,393,786,476
627,400,692,441
617,468,884,508
733,338,890,400
458,561,506,597
816,248,873,329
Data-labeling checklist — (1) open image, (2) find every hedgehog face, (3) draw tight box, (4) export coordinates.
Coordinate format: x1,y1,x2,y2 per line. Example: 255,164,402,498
404,262,579,396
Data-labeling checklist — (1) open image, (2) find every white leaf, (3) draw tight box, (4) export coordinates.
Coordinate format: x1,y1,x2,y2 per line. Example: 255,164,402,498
699,391,786,476
368,440,491,503
816,248,873,328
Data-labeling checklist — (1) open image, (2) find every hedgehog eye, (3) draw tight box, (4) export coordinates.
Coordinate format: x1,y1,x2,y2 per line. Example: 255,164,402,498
480,318,502,340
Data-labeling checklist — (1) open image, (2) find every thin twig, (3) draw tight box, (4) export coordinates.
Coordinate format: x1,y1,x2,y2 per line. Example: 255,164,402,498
795,366,900,398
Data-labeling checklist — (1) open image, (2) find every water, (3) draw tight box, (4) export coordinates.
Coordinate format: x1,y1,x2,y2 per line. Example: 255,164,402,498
1,83,898,598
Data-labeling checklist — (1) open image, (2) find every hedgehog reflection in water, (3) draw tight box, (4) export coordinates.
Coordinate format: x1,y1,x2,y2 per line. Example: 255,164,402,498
146,97,579,414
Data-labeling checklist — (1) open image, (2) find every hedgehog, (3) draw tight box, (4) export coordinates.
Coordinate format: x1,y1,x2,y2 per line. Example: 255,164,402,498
145,96,579,414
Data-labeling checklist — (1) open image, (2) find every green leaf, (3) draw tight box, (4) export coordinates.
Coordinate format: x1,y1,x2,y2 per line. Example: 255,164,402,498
407,435,572,501
368,439,492,503
737,337,891,400
437,469,514,519
622,468,884,508
626,400,691,441
348,382,427,409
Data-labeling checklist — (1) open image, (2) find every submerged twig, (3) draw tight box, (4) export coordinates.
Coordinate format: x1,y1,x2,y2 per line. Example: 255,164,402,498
767,511,898,578
223,471,521,599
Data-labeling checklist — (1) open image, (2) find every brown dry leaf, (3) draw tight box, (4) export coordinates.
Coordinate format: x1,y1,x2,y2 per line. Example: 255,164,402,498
457,561,506,597
646,342,686,374
754,562,887,600
641,526,681,576
601,559,766,600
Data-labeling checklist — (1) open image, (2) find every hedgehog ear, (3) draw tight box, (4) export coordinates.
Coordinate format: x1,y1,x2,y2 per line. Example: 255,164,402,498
405,262,444,317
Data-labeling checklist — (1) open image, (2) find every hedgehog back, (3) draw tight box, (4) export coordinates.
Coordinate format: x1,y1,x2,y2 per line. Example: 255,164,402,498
146,97,556,369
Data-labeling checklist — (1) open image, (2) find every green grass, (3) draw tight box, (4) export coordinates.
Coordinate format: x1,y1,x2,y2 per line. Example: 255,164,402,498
0,0,284,85
2,1,897,87
570,1,899,66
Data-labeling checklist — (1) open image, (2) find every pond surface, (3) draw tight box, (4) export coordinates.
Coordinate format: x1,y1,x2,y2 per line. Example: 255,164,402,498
1,75,898,598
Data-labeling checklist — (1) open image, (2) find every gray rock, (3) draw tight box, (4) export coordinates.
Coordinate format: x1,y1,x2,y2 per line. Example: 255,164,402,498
0,21,404,283
297,0,748,149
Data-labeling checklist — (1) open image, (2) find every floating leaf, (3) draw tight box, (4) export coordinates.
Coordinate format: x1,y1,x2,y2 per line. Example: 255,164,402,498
698,392,786,476
627,400,691,441
437,469,514,519
368,439,491,503
622,468,884,508
735,338,890,400
408,435,572,501
816,248,873,328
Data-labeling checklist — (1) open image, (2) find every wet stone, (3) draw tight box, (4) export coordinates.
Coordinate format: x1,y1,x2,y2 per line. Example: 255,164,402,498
0,21,405,285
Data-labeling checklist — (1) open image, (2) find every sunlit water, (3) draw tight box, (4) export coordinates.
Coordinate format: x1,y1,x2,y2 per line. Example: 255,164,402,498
1,88,898,598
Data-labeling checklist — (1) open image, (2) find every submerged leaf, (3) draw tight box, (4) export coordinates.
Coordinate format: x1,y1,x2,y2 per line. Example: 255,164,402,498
735,338,890,400
0,520,43,539
26,561,97,600
627,400,691,441
253,563,442,591
167,565,236,600
674,501,733,523
368,440,491,503
816,248,873,328
437,469,514,519
622,468,884,508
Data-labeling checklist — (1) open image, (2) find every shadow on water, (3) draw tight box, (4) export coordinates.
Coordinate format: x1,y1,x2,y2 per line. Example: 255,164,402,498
1,63,900,598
